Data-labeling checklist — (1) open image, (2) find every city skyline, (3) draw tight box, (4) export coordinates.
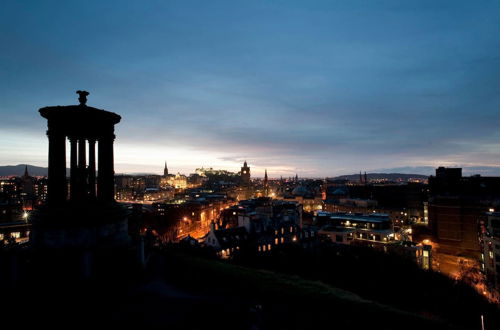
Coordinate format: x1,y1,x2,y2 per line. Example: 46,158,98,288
2,1,500,176
2,2,500,328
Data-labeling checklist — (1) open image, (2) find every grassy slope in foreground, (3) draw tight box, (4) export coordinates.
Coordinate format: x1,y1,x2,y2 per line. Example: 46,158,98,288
157,252,463,330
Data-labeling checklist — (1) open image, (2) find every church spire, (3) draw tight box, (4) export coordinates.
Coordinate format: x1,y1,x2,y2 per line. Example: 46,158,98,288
163,161,168,176
23,165,29,178
264,169,269,197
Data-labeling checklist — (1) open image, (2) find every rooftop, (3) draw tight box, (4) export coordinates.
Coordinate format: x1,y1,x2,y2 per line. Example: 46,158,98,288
317,211,390,223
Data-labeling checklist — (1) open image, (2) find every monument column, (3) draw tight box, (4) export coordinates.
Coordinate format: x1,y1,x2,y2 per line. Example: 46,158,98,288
36,91,128,254
97,133,115,202
69,137,78,201
78,138,87,199
47,126,66,204
88,139,96,199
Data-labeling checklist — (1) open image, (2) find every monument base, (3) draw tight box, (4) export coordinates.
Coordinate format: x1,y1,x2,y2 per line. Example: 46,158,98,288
30,202,131,249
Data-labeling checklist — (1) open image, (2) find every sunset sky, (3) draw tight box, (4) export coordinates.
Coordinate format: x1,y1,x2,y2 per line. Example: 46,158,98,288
2,1,500,177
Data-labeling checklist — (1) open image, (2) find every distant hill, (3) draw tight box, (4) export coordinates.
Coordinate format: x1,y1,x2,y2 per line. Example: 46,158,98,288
0,164,72,177
0,164,49,177
330,173,428,182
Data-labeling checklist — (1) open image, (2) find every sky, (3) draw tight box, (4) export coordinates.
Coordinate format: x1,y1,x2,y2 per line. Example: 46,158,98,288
1,0,500,178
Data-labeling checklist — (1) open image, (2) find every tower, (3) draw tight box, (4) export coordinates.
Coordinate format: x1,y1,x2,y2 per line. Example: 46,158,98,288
264,169,269,197
23,165,29,178
241,160,250,185
164,161,169,176
21,165,34,196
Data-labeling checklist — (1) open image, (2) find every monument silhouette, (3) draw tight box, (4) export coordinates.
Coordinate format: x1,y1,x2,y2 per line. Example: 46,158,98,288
31,91,131,277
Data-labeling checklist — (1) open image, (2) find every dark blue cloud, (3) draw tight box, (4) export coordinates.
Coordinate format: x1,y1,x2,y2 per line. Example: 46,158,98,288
1,1,500,176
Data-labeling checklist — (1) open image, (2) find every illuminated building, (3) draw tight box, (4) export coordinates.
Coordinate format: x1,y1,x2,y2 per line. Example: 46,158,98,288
0,177,19,195
150,192,236,240
428,167,500,258
479,212,500,292
160,162,188,189
281,194,323,213
316,211,432,269
206,197,309,257
0,198,30,246
205,223,247,258
315,211,395,244
34,177,48,203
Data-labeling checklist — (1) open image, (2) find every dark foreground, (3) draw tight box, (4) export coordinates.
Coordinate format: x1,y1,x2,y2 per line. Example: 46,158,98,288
2,245,497,330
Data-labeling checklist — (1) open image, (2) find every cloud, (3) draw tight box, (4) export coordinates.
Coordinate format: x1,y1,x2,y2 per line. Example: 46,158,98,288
2,1,500,176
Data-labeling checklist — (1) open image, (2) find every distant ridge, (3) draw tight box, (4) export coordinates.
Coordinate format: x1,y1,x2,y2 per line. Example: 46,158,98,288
0,164,49,176
330,173,428,182
0,164,72,177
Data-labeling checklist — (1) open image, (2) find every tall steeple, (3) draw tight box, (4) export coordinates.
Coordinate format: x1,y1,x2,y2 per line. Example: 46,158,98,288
23,165,29,178
163,161,168,176
22,165,33,195
264,169,269,197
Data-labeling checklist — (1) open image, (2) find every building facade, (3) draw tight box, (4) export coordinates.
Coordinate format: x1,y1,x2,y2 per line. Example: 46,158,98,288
479,212,500,292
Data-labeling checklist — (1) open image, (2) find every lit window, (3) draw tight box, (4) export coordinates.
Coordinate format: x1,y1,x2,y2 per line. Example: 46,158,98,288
281,237,284,243
268,244,271,250
275,238,279,245
10,232,20,239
